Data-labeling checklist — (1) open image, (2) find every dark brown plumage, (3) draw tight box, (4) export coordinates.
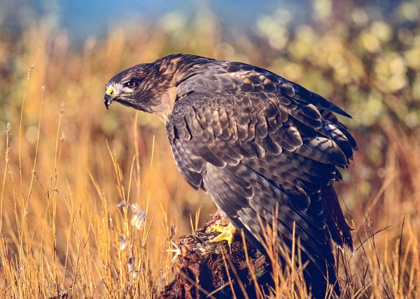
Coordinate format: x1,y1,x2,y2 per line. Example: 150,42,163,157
104,54,356,298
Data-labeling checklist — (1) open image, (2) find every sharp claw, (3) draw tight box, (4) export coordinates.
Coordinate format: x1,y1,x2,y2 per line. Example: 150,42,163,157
209,222,236,245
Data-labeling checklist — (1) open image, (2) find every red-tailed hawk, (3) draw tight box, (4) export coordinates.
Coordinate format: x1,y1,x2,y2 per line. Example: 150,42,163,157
104,54,356,298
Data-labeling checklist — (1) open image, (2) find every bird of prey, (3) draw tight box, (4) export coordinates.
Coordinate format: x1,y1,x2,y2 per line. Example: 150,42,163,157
104,54,356,298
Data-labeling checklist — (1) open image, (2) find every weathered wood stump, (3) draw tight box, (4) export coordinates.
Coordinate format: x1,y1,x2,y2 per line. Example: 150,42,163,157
159,216,273,299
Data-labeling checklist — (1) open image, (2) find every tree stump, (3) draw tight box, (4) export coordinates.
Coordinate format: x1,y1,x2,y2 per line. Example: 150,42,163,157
159,215,273,299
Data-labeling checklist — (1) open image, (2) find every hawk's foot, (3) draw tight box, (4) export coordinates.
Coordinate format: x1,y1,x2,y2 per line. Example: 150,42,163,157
209,222,236,245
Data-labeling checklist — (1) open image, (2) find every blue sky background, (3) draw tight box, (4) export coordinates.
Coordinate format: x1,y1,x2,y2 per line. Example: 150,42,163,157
1,0,405,42
1,0,314,40
58,0,307,37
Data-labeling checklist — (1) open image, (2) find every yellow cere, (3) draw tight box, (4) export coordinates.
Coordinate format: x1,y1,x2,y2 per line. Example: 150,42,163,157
106,86,114,96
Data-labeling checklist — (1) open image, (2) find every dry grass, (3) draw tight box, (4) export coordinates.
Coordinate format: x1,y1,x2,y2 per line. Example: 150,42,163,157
1,3,420,298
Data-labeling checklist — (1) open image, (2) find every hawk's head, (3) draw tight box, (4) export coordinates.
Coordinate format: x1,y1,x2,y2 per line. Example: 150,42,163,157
104,54,210,122
104,63,160,112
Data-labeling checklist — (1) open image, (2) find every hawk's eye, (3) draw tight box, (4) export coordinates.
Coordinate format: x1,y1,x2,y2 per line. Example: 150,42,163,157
125,79,138,89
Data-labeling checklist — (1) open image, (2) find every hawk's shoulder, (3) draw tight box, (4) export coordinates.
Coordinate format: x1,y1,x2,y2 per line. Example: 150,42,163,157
174,58,352,119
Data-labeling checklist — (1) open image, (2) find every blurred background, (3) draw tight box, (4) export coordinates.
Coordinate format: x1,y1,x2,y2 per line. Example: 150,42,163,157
0,0,419,297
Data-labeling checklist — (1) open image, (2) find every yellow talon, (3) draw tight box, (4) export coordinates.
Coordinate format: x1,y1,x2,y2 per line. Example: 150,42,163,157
210,222,236,245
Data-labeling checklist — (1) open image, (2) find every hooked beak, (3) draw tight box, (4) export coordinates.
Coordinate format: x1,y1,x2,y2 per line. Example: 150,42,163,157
104,86,115,109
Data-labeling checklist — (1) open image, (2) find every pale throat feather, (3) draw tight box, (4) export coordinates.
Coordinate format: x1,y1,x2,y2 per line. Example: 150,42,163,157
152,86,178,123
